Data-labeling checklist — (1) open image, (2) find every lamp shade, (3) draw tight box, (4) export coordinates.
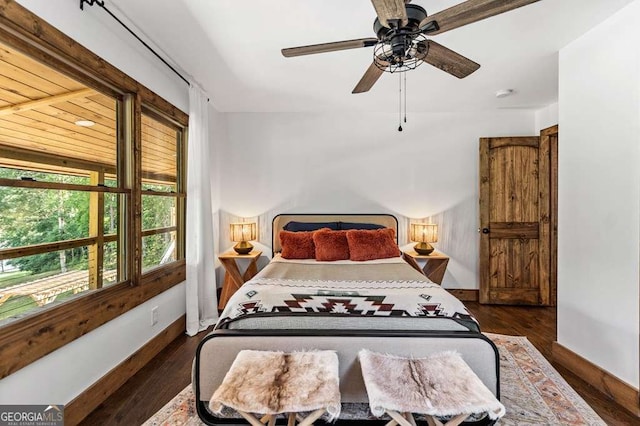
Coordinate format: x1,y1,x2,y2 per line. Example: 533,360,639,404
230,222,257,242
410,223,438,243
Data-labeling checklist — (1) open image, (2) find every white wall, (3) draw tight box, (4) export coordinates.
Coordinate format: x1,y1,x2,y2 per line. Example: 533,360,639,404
558,0,640,388
0,284,185,404
219,111,535,289
0,0,189,404
15,0,188,112
535,102,559,133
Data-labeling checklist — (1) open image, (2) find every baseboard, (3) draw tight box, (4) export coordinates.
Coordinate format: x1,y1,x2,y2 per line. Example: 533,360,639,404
65,315,186,425
447,289,479,302
552,341,639,416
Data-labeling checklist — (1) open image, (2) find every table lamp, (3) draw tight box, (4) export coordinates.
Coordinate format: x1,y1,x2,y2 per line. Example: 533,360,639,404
230,222,257,254
410,223,438,255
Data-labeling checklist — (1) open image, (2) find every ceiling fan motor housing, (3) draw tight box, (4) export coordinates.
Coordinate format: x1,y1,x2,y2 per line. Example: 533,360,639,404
373,4,427,38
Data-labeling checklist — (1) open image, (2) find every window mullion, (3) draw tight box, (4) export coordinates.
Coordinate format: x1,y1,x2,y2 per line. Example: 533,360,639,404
88,171,105,290
119,94,136,284
132,94,143,283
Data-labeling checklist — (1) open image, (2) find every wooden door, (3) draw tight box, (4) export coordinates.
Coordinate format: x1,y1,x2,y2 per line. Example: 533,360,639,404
479,127,557,305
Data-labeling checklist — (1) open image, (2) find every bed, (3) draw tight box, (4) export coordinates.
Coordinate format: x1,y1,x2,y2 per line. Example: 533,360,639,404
194,214,499,425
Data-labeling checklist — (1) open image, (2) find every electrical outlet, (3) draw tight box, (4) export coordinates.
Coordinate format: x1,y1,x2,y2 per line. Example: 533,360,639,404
151,306,158,326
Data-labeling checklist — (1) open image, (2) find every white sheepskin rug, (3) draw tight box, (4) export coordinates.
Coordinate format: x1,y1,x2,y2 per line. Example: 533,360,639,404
359,349,505,421
209,350,341,420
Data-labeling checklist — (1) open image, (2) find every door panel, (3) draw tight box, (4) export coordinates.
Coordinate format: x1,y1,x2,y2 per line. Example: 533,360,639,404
479,134,554,305
488,143,539,222
488,239,539,291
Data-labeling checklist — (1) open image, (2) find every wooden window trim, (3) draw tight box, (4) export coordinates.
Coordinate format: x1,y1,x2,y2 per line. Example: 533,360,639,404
0,144,116,175
141,226,178,237
143,190,185,197
140,107,187,267
0,237,97,260
0,178,130,194
0,1,188,379
0,260,185,379
142,105,184,132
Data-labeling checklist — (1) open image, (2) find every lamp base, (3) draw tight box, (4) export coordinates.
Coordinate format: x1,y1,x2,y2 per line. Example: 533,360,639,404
414,242,434,255
233,241,253,255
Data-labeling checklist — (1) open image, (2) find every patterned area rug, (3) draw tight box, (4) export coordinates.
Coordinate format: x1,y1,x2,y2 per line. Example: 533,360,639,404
143,334,605,425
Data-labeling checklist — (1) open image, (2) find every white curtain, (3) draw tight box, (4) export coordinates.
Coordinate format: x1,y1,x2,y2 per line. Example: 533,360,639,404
186,83,218,336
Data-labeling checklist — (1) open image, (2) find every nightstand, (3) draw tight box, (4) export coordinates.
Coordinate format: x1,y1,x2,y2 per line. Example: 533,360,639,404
217,250,262,310
402,250,450,284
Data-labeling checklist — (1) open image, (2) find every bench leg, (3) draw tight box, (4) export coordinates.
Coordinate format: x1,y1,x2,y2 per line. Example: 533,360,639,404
425,416,441,426
386,410,413,426
237,410,265,426
425,413,470,426
404,412,417,426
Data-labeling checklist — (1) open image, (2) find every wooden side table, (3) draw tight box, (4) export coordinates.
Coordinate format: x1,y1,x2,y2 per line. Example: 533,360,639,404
218,250,262,310
402,250,450,285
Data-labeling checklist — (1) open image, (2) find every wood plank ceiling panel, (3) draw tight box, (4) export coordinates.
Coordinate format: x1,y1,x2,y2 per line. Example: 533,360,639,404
0,60,72,94
69,96,115,117
141,114,177,181
0,41,177,183
0,44,85,90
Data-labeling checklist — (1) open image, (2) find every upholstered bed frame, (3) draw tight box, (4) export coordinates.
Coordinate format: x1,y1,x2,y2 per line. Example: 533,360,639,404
193,214,499,425
271,213,399,254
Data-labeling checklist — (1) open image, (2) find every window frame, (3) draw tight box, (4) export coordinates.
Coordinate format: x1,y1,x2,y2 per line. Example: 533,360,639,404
140,108,186,273
0,1,189,380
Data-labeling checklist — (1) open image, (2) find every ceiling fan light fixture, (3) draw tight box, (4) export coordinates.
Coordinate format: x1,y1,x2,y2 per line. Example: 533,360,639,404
380,42,394,57
373,33,427,73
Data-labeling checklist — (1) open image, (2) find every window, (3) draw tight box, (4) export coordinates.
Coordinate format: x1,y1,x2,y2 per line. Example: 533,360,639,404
0,41,126,324
0,2,189,380
140,112,185,272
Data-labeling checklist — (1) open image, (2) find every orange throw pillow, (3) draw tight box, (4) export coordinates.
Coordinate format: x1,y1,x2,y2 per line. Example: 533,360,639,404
346,228,400,261
279,229,328,259
313,230,350,261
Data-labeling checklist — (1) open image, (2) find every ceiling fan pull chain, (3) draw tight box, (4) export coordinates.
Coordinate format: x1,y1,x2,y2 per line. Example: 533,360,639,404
404,71,407,123
398,72,403,132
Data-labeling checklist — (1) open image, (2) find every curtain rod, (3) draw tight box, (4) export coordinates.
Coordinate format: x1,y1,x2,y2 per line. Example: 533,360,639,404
80,0,190,87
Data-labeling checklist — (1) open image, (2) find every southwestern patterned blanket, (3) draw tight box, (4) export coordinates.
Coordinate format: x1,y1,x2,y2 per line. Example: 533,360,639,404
217,256,478,331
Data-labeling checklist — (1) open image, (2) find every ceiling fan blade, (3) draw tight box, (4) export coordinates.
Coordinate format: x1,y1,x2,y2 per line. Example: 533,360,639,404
371,0,409,28
282,38,378,57
419,0,540,35
353,60,389,94
420,40,480,79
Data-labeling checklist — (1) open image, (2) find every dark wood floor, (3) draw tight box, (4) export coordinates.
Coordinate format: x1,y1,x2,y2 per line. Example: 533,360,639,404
81,303,639,426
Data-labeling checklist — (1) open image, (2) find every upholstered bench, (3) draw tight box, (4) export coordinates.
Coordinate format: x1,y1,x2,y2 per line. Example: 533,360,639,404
209,350,341,426
359,349,505,426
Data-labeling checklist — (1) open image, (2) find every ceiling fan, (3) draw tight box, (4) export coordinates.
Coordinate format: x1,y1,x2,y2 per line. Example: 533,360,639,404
281,0,540,94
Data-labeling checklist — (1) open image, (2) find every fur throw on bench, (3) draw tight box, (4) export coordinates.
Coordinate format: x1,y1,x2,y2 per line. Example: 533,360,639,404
359,349,505,420
210,350,341,420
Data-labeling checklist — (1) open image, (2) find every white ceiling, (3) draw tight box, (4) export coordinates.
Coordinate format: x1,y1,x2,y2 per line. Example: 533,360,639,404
110,0,634,113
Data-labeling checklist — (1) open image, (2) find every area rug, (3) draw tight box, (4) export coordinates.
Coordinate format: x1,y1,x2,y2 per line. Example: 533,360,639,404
143,334,605,425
